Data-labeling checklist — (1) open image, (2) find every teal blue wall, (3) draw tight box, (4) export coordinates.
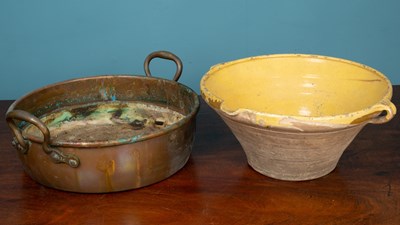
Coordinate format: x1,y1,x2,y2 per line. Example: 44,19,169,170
1,0,399,99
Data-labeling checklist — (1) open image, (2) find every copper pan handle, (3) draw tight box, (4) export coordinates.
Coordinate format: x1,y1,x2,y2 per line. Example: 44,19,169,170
144,51,183,81
6,110,80,168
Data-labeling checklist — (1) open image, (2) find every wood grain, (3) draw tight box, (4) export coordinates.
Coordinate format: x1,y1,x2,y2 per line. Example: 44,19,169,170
0,86,399,224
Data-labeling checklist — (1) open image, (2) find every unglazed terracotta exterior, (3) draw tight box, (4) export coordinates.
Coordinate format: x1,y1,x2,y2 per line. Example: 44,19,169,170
220,113,364,180
201,54,396,181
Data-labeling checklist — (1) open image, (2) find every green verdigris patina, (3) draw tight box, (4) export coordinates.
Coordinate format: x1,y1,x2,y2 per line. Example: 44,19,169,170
23,101,184,144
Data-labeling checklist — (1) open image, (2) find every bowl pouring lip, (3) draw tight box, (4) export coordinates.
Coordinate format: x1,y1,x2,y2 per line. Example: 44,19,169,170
7,74,200,148
200,53,395,129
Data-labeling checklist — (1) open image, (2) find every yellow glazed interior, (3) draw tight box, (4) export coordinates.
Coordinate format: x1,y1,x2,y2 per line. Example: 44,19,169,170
200,54,396,130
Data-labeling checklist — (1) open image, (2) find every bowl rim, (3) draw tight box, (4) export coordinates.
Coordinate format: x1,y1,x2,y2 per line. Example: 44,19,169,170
200,53,396,130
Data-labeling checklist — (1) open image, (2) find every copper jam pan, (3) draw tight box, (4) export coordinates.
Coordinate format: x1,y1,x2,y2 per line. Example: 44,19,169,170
6,51,200,193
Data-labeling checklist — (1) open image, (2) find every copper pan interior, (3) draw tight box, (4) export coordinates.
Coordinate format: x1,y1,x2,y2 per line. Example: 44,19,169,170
9,75,199,146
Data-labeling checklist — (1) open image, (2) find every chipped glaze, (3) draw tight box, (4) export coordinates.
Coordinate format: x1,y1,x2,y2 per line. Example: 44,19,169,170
200,54,396,181
201,54,396,131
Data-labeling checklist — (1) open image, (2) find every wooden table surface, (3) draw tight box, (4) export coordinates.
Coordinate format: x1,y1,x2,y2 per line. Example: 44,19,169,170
0,87,399,225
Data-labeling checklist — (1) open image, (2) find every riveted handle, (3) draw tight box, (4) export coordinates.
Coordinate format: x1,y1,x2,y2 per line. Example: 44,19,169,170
144,51,183,82
6,110,80,168
367,100,397,124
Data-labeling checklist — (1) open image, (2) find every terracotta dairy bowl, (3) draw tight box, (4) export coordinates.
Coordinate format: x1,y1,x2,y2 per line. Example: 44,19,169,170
200,54,396,181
